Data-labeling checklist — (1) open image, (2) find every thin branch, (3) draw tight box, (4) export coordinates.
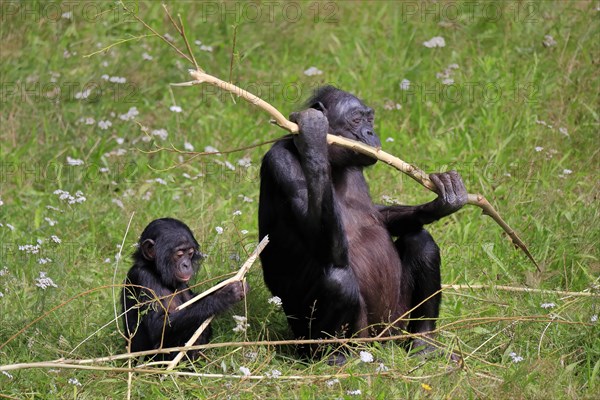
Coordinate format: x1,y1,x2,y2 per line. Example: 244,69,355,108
165,316,213,371
177,235,269,311
187,69,539,270
442,284,599,298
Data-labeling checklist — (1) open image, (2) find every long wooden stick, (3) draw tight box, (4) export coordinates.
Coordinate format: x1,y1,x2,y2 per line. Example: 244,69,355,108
185,70,539,270
176,235,269,311
165,316,213,371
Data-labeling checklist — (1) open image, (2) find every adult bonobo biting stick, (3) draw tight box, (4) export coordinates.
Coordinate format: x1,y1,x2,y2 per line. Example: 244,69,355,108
258,86,467,362
121,218,248,361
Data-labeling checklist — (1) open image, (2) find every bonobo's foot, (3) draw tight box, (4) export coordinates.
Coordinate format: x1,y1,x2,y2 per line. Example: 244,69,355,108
408,338,461,362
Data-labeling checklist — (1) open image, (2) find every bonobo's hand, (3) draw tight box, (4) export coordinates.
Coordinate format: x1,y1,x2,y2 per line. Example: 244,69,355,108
429,171,468,216
218,281,249,304
289,108,329,158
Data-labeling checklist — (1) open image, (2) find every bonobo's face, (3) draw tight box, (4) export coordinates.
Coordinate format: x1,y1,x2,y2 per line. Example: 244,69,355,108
171,240,202,283
326,95,381,167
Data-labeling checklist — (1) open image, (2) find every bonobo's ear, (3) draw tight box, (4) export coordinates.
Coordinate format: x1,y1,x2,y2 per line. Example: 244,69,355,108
310,101,327,116
141,239,156,261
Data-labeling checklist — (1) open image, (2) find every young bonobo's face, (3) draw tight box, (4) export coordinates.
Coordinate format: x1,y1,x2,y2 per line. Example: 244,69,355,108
326,95,381,166
171,240,201,283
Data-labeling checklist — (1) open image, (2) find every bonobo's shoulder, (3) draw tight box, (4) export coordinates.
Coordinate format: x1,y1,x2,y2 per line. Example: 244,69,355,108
263,136,298,167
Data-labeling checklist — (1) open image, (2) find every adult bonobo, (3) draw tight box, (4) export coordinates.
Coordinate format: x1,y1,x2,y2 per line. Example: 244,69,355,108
258,86,467,361
122,218,248,361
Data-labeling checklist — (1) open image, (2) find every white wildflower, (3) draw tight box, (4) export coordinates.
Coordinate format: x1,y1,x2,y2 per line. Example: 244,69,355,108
241,230,249,235
238,157,252,168
442,78,454,85
84,117,96,125
200,44,213,52
170,105,183,113
38,258,52,265
400,79,411,90
119,107,139,121
142,52,153,60
541,302,556,309
66,156,84,166
239,195,253,203
509,352,523,363
0,267,8,276
45,217,57,226
383,101,402,110
98,120,112,130
19,244,41,254
74,89,91,100
112,198,124,209
266,369,282,379
326,378,340,387
151,128,168,140
591,315,598,323
50,235,61,244
376,363,389,372
303,66,323,76
68,378,82,386
347,389,362,396
239,366,251,376
109,76,126,84
385,137,394,143
535,146,544,152
163,33,174,42
184,142,194,151
359,351,374,363
205,145,220,154
448,63,459,70
2,371,13,379
233,210,242,216
61,11,73,19
268,296,282,307
154,178,167,185
225,161,236,171
543,35,557,48
559,127,569,136
562,169,572,175
232,315,249,332
35,272,58,289
215,226,224,235
423,36,446,48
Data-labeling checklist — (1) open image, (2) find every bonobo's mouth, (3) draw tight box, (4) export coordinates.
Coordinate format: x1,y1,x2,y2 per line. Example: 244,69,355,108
176,273,193,283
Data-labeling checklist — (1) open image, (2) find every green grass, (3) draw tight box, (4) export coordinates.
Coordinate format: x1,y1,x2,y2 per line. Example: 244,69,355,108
1,1,598,398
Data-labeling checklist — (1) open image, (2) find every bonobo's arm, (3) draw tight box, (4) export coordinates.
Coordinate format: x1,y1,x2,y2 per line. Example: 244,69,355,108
378,171,468,236
145,280,247,346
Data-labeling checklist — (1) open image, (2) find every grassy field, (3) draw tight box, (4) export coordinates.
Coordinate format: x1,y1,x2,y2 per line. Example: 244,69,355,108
0,1,598,398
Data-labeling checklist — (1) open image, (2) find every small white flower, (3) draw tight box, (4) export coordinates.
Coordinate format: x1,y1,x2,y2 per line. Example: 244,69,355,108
45,218,57,226
385,137,394,142
238,157,252,168
241,230,249,235
163,33,174,42
558,127,569,136
326,378,339,387
66,156,84,166
266,369,281,378
423,36,446,48
268,296,282,307
215,226,224,235
543,35,557,48
376,363,389,372
2,371,13,379
441,78,454,85
239,366,251,376
104,258,111,263
68,378,82,386
109,76,126,84
184,142,194,151
38,258,52,264
239,195,253,203
535,146,544,152
151,128,168,140
233,210,242,216
84,117,96,125
347,389,362,396
562,169,573,175
200,44,213,52
112,198,124,209
225,161,236,171
61,11,73,19
232,315,249,332
35,272,58,290
359,351,374,363
541,302,556,309
119,107,139,121
509,352,524,363
303,66,323,76
97,120,112,130
74,89,91,100
142,52,153,61
448,63,459,70
50,235,61,244
170,105,183,113
591,315,598,323
400,79,411,90
205,146,220,154
155,178,167,185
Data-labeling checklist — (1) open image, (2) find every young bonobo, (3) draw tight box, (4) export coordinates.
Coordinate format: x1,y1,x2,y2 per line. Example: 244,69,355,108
258,86,467,362
121,218,248,361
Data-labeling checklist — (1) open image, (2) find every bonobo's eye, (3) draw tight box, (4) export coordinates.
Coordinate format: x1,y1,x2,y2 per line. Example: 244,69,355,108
188,248,195,257
175,250,184,259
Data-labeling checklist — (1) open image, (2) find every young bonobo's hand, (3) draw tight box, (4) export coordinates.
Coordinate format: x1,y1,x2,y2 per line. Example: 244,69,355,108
429,171,468,216
289,108,329,158
218,281,250,304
